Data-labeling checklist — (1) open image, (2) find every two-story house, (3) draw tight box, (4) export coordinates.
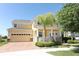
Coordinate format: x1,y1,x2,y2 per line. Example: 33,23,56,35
8,20,62,42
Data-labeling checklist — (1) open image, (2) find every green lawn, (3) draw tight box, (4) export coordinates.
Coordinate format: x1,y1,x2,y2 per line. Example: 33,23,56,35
47,50,79,56
0,42,7,46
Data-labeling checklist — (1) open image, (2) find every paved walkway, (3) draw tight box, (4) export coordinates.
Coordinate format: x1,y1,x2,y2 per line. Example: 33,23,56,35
0,47,75,59
0,42,39,53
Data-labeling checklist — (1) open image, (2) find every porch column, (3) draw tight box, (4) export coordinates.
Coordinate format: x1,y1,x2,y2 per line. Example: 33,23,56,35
43,29,45,41
37,29,39,41
37,29,38,37
53,30,56,41
51,28,52,36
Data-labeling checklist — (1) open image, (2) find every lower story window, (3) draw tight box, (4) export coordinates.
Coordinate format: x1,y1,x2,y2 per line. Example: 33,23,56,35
38,32,42,37
55,33,57,35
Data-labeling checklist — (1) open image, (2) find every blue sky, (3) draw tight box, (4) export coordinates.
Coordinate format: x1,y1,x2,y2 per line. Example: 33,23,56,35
0,3,64,36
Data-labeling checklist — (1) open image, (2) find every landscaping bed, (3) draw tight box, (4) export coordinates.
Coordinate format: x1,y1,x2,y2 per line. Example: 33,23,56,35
35,41,79,48
35,41,62,47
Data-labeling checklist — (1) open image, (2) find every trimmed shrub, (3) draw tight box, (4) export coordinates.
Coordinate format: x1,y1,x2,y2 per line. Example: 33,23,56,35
35,42,44,47
44,42,55,47
67,40,79,44
74,40,79,43
54,41,62,45
67,40,74,44
0,40,5,42
74,40,77,43
72,45,79,47
35,41,55,47
59,44,70,48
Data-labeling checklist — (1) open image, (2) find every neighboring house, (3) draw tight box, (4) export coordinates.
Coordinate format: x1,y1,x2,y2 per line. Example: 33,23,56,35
64,32,79,40
8,20,61,42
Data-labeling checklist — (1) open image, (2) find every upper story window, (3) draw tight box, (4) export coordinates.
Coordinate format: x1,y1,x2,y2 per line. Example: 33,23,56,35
14,24,17,28
37,22,41,25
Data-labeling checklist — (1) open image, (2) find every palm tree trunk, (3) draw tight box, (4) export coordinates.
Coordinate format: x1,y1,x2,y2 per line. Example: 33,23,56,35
44,26,46,41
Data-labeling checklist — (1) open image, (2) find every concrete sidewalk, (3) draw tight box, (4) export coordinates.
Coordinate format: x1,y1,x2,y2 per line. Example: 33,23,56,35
0,47,74,59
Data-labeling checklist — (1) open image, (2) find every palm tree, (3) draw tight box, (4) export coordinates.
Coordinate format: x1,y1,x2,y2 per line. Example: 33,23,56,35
36,13,56,41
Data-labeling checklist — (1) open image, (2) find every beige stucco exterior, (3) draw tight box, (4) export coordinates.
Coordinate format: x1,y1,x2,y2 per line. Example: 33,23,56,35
8,20,61,42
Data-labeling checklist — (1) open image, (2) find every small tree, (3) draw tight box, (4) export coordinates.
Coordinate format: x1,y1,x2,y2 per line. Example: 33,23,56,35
2,36,7,39
36,13,56,41
0,35,2,42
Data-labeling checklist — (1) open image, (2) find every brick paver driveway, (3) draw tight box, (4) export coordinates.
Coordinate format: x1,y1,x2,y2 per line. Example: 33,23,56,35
0,42,39,53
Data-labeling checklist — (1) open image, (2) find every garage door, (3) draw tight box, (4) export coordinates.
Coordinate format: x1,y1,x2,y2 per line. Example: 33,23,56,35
8,29,33,42
9,34,33,42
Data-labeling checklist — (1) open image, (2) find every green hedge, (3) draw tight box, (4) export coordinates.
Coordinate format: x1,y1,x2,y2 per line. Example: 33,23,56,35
54,41,62,45
35,41,55,47
0,40,5,42
67,40,79,44
35,41,62,47
72,45,79,47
